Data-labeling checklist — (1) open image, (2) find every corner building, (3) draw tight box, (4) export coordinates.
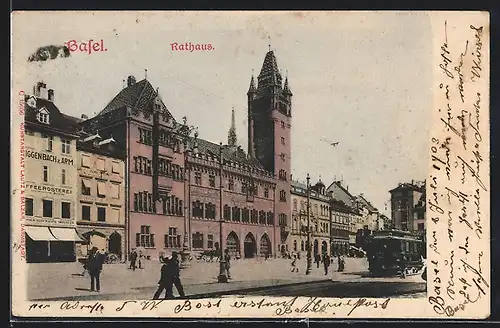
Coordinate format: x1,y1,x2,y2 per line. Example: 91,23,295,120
75,131,126,260
23,83,82,263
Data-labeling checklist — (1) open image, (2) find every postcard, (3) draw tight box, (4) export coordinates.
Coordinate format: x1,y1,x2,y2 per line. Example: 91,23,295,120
10,11,490,319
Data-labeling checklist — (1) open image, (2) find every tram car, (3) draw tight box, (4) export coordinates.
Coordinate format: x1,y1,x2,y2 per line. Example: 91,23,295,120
366,230,425,276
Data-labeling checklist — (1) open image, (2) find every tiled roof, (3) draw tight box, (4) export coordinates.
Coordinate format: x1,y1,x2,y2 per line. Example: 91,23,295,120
77,138,126,160
193,138,264,170
99,79,148,115
24,95,80,136
258,51,281,79
98,78,174,121
389,182,425,193
356,195,378,212
326,181,357,207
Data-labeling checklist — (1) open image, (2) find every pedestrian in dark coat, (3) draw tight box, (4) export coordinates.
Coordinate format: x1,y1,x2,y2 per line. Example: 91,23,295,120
337,254,345,272
153,256,171,299
323,254,330,275
167,252,185,298
290,255,299,273
87,247,104,292
224,249,231,279
315,254,321,268
130,249,137,271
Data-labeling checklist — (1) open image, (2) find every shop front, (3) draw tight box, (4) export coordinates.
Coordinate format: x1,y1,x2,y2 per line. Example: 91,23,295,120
25,225,84,263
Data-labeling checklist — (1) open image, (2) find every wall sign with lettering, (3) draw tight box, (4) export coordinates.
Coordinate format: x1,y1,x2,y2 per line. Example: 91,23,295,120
26,183,73,195
26,150,74,166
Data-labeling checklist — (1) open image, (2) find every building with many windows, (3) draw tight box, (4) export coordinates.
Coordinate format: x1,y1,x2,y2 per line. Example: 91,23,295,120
329,199,353,255
389,180,425,232
326,181,362,246
23,82,83,263
290,180,331,257
74,130,126,260
75,49,292,260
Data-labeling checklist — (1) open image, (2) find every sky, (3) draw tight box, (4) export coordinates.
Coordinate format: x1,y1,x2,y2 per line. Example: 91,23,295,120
12,11,433,216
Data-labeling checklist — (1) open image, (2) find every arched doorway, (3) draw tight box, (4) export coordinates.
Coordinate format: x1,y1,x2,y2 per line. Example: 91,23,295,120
259,234,271,257
108,232,122,258
244,233,257,258
321,240,327,255
226,231,240,258
313,239,319,257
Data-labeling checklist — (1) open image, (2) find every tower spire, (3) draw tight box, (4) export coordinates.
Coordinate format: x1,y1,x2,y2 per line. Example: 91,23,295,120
268,36,271,52
228,107,237,146
145,68,148,80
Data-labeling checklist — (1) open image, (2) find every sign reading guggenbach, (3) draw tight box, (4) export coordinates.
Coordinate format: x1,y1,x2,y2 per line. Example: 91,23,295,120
25,150,74,165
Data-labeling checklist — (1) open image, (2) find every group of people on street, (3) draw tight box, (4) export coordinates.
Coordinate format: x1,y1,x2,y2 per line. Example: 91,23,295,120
129,248,143,271
290,252,345,275
153,251,185,299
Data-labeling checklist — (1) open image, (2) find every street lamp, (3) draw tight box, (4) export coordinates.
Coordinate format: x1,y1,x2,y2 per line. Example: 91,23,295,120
179,117,198,269
217,142,228,283
306,173,312,275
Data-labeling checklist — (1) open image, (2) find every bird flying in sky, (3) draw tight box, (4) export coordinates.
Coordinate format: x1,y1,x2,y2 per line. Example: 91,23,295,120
320,138,339,147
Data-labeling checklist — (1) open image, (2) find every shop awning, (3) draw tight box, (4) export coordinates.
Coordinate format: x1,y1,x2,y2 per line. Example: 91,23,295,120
49,227,84,242
25,226,58,241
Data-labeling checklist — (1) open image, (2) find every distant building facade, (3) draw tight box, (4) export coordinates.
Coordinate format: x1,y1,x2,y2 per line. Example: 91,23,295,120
412,190,426,232
353,194,382,231
326,181,361,246
23,83,82,263
389,180,425,231
75,131,126,259
329,199,353,255
290,180,331,257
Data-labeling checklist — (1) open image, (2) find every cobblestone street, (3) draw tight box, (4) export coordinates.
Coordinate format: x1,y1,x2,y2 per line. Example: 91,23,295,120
27,256,425,301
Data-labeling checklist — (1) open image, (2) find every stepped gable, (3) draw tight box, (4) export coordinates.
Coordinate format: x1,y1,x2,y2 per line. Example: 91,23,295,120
24,95,80,135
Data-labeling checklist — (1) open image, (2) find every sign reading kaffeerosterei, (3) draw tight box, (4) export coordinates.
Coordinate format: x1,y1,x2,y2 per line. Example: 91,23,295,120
26,183,73,195
25,150,74,165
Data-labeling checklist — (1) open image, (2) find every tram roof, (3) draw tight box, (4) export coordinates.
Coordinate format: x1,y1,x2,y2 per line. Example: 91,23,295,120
371,235,422,242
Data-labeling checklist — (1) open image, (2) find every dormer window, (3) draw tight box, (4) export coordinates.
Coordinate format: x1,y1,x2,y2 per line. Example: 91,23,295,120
36,108,50,124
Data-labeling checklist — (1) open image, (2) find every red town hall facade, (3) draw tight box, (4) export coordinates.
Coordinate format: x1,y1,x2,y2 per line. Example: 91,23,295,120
77,50,292,260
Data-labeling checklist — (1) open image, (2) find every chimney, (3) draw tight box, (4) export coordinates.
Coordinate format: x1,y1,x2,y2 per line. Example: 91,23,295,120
127,75,136,87
34,82,48,99
47,89,55,102
81,114,88,120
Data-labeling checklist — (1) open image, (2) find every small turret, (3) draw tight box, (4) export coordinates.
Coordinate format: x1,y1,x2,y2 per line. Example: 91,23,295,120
283,76,293,96
228,108,237,146
247,74,256,96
